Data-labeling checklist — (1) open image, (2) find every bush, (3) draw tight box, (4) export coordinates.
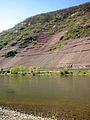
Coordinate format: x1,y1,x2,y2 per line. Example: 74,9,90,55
67,25,79,39
60,71,64,75
60,69,70,75
18,36,37,48
5,50,17,57
29,66,40,75
64,70,70,75
10,42,17,46
10,65,26,75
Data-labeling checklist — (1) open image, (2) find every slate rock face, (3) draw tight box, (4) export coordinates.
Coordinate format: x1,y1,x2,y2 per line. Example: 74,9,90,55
0,32,90,70
56,37,90,69
0,2,90,70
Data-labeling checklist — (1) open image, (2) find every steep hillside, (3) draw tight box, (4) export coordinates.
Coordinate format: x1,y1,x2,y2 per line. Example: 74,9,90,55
0,2,90,70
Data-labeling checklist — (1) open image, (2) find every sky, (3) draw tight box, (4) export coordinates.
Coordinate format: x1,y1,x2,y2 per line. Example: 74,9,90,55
0,0,90,32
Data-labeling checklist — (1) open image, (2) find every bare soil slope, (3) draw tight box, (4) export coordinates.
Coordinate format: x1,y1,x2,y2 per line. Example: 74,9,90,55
0,32,90,70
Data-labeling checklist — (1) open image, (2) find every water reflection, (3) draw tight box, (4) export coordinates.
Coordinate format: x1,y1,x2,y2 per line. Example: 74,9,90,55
0,75,90,105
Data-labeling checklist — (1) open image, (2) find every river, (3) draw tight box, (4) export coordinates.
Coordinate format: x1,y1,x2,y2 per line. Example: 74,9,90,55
0,75,90,119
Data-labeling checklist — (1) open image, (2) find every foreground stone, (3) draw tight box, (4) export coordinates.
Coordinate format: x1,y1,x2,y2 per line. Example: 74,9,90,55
0,107,56,120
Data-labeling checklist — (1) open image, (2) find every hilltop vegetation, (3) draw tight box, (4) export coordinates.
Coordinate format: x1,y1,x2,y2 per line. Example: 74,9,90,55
0,2,90,51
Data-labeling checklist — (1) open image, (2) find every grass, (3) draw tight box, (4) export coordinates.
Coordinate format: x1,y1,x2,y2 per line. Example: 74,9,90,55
0,65,90,76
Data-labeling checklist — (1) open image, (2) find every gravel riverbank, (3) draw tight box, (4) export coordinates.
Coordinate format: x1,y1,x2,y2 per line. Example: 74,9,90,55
0,107,56,120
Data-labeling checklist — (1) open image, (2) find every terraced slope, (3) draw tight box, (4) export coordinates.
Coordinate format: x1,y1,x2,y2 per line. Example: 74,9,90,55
0,2,90,70
0,33,90,70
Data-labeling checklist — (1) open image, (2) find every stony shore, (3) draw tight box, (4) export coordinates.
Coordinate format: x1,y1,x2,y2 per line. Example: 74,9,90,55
0,107,56,120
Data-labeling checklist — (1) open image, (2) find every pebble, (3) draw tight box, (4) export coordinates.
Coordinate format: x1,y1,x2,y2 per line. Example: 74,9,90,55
0,107,57,120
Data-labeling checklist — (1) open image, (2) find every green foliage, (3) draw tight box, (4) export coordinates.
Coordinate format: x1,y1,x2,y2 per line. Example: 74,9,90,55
10,67,18,74
60,69,90,76
0,66,90,76
0,2,89,51
10,65,26,75
0,68,6,75
60,69,70,75
0,32,13,49
67,25,79,39
64,70,70,75
29,66,40,75
60,71,64,75
9,65,40,75
4,50,17,57
18,36,37,48
0,41,8,49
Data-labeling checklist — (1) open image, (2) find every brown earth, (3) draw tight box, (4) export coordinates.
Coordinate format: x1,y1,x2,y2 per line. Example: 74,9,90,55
0,32,90,70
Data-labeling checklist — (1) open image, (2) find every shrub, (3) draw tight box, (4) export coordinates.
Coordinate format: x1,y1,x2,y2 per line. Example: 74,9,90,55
5,50,17,57
67,25,79,39
29,66,40,75
10,42,17,46
18,36,37,48
10,65,26,75
60,69,70,75
64,70,70,75
10,67,18,74
60,71,64,75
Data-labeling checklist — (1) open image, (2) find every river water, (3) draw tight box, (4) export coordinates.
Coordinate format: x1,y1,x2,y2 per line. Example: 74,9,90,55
0,75,90,119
